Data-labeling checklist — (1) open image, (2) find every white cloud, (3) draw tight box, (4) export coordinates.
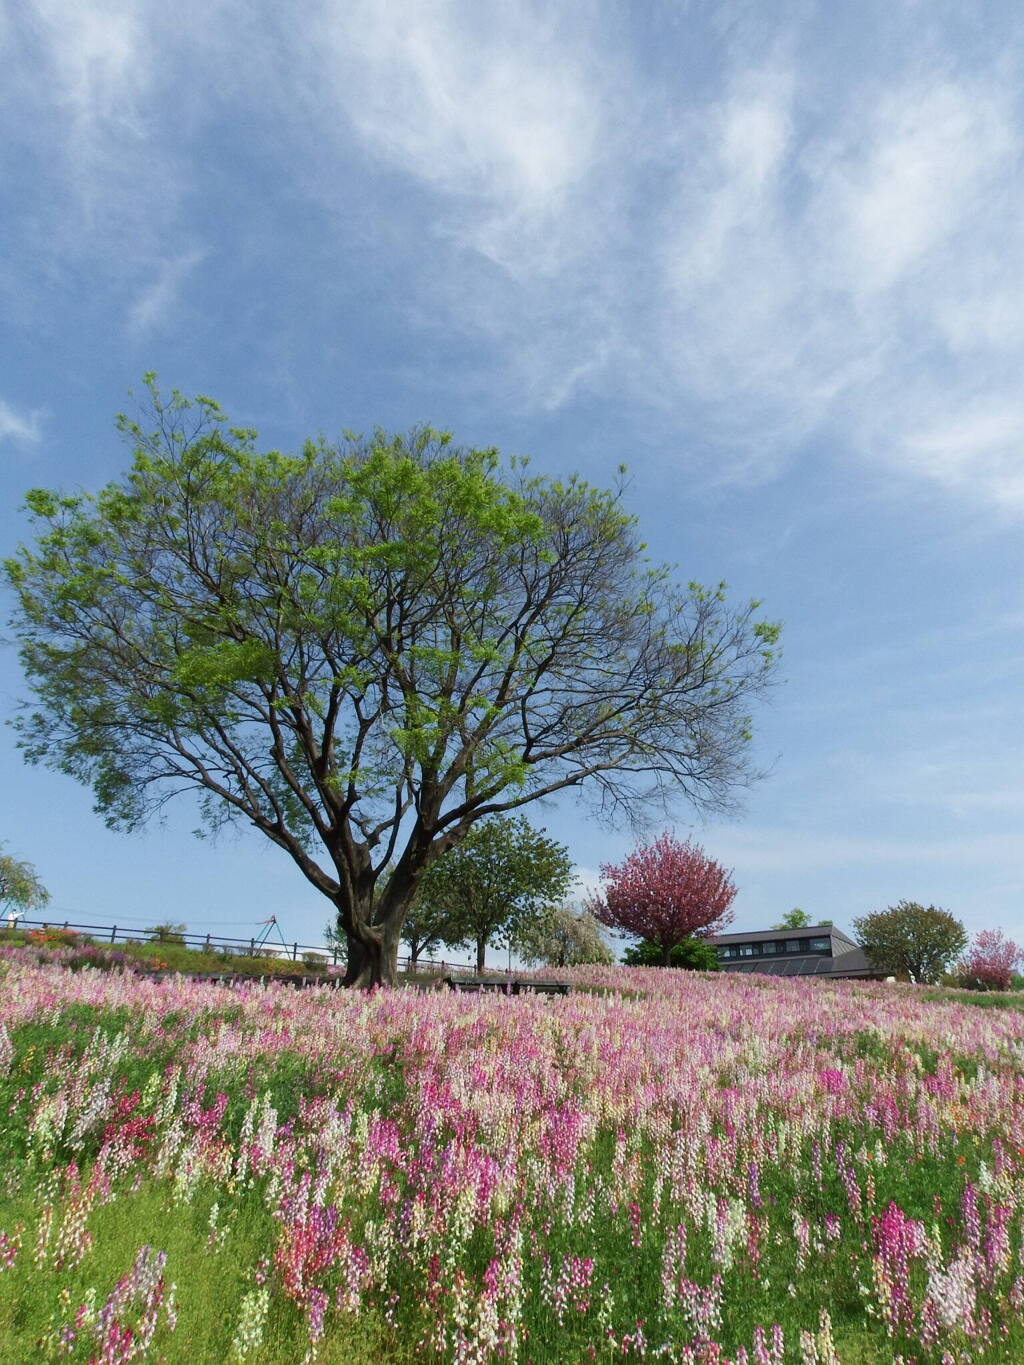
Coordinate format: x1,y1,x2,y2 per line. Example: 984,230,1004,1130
0,398,44,446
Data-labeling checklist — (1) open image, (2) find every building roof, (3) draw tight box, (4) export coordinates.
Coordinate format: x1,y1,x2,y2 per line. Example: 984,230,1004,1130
709,925,859,953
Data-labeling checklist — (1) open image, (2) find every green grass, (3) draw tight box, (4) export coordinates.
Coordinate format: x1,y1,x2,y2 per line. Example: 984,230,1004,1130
920,985,1024,1010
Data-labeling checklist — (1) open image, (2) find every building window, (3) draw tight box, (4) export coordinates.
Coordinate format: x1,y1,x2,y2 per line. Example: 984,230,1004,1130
808,937,830,952
785,939,803,953
739,944,759,956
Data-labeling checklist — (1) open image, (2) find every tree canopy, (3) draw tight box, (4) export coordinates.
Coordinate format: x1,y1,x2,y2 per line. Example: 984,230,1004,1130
411,815,573,972
4,381,779,986
853,901,967,984
586,833,736,966
774,908,811,929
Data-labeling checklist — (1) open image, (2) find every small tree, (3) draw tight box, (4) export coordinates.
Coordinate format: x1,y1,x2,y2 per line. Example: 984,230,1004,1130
399,899,454,968
956,929,1024,992
622,936,720,971
773,908,811,929
0,845,50,924
853,901,967,984
413,816,573,972
145,922,187,944
586,834,736,966
517,905,614,969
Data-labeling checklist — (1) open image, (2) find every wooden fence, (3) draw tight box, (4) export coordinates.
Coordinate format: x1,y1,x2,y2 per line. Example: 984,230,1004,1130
5,916,478,976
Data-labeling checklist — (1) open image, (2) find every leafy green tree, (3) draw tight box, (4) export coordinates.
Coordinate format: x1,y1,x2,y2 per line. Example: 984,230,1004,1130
516,905,614,969
853,901,967,984
4,381,779,987
773,908,811,929
398,899,454,968
621,936,720,970
413,816,573,972
0,845,50,923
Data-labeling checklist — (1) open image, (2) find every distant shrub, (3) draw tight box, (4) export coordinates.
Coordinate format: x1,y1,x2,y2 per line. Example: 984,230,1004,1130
145,923,188,945
622,936,720,971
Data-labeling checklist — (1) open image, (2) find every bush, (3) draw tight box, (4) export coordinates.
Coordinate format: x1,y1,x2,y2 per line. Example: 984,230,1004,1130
622,936,720,971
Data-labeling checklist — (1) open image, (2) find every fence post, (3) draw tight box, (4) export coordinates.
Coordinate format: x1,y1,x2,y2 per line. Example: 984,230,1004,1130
111,925,117,943
292,942,298,961
205,934,211,950
250,939,256,956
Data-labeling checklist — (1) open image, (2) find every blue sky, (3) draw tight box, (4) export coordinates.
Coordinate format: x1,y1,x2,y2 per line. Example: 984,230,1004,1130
2,0,1023,952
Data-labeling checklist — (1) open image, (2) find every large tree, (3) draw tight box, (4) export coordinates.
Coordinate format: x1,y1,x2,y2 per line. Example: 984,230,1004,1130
587,834,737,966
4,382,779,987
853,901,967,984
412,815,573,972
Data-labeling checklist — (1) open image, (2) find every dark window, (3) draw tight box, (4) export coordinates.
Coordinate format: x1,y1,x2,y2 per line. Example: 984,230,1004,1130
785,939,803,953
808,937,830,952
717,946,734,959
739,943,759,957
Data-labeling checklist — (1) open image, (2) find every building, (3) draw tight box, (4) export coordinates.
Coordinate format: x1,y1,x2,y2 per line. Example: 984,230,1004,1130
708,924,878,979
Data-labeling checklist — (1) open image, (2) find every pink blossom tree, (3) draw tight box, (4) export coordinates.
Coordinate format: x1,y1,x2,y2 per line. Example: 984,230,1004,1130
585,834,736,966
957,929,1024,991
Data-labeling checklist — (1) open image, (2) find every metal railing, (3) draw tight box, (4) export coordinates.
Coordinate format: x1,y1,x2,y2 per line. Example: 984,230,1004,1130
3,916,479,976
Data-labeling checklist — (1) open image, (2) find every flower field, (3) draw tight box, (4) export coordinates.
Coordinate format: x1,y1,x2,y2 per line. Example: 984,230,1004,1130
1,952,1024,1363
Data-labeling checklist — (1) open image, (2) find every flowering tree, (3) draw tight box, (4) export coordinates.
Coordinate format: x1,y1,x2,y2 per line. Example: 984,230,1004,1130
586,834,736,966
957,929,1024,991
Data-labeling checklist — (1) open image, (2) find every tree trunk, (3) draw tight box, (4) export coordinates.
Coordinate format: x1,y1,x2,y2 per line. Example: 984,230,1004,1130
476,935,486,973
341,922,401,988
662,942,673,967
333,841,436,988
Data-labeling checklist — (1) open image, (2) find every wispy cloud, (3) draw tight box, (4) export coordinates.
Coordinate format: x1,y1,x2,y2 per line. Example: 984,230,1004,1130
127,248,206,335
8,0,1024,504
3,0,197,327
314,0,612,270
0,398,44,446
